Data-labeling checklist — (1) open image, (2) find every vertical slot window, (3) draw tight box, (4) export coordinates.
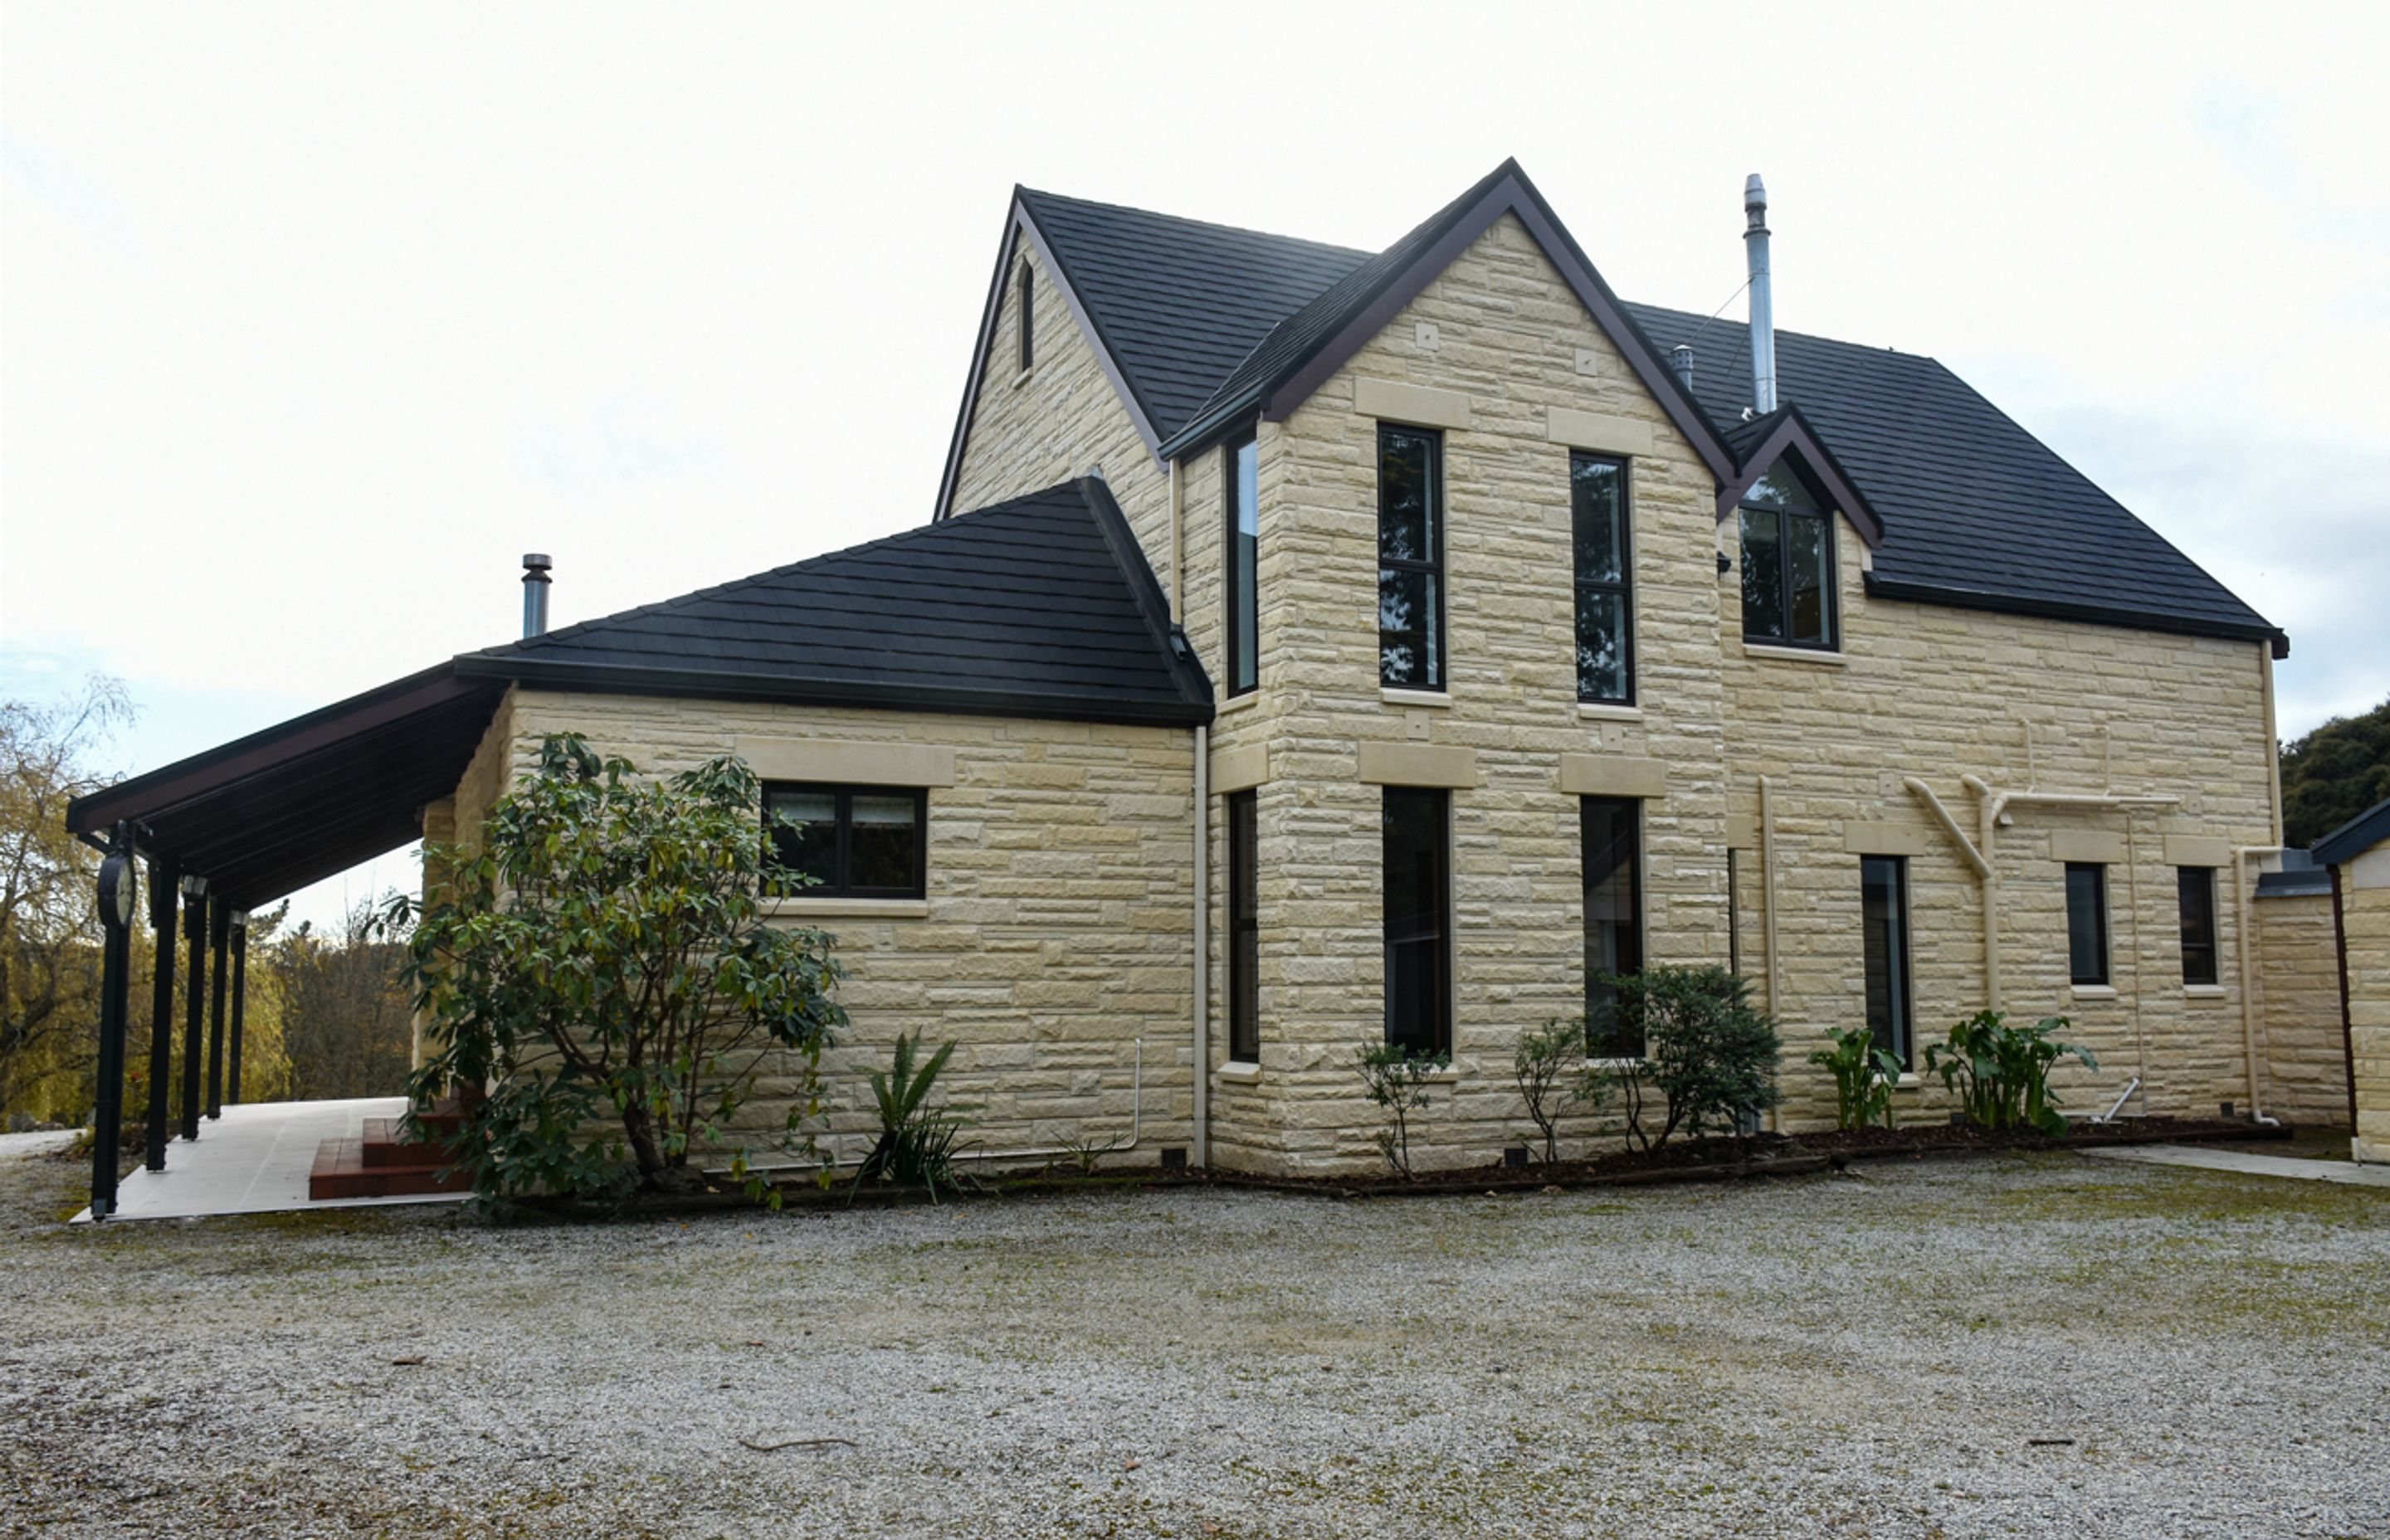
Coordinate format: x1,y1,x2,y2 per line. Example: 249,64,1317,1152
1378,425,1444,690
1225,430,1260,696
1582,797,1644,1056
2066,862,2110,986
1227,789,1260,1062
1571,452,1632,704
1861,855,1913,1070
1382,787,1451,1055
2177,866,2218,987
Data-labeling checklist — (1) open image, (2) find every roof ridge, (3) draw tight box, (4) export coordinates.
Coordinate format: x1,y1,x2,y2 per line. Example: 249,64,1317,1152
1017,185,1370,261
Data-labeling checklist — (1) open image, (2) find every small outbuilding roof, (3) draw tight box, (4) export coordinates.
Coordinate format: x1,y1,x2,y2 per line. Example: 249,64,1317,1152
2312,794,2390,867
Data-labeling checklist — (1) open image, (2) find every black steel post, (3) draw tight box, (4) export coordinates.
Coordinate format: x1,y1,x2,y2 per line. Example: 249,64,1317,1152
227,913,247,1105
180,885,207,1142
206,901,230,1120
90,825,135,1220
144,854,178,1171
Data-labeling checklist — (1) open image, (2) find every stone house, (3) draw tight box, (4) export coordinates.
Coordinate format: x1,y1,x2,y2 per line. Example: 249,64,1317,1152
71,159,2345,1176
2310,798,2390,1162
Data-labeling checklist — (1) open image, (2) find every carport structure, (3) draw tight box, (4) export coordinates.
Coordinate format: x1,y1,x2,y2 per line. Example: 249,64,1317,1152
65,664,505,1219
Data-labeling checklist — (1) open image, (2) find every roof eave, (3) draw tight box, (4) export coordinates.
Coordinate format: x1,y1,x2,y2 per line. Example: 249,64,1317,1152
456,653,1212,729
1861,574,2289,657
2311,795,2390,865
1717,404,1885,548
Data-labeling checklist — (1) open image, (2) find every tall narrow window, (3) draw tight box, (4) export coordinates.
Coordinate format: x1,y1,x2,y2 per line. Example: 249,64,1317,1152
1739,462,1836,648
1383,787,1450,1055
1571,452,1632,703
1225,429,1260,696
1582,797,1643,1056
1861,855,1913,1069
1227,789,1260,1062
2178,866,2218,986
1378,425,1444,690
2066,863,2110,986
763,783,928,899
1017,262,1035,373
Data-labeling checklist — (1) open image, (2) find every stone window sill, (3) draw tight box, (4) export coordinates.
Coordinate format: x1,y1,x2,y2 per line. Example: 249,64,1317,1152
1011,366,1034,390
1381,688,1452,709
1216,1061,1262,1085
2183,984,2227,1001
765,896,929,920
2071,984,2118,1000
1742,642,1849,668
1214,691,1261,718
1577,702,1642,722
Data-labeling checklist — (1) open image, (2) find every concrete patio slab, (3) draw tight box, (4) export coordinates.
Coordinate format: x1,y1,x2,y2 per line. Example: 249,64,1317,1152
71,1096,471,1223
2080,1143,2390,1187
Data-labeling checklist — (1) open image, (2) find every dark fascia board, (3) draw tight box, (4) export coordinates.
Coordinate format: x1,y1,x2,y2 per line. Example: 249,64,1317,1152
2311,794,2390,866
66,664,494,836
1861,574,2291,657
1716,403,1885,548
933,192,1166,522
1160,163,1739,485
457,653,1212,729
1075,475,1215,708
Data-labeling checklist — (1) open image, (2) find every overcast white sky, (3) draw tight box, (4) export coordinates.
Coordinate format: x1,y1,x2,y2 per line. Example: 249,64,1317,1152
6,1,2387,933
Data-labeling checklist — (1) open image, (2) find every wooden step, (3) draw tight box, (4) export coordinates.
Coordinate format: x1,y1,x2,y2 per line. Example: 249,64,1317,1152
308,1137,471,1201
359,1117,451,1168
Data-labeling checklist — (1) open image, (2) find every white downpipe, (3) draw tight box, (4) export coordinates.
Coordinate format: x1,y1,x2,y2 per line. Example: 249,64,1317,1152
2234,844,2285,1128
1193,724,1209,1167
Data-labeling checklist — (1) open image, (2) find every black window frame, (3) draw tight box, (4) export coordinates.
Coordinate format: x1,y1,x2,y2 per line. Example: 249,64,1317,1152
1861,855,1914,1070
1017,261,1034,373
1376,423,1446,691
2177,865,2219,987
762,782,929,900
1570,450,1635,705
1224,426,1261,698
1382,786,1451,1057
1738,464,1839,651
1581,796,1644,1057
1227,788,1260,1062
2065,862,2110,987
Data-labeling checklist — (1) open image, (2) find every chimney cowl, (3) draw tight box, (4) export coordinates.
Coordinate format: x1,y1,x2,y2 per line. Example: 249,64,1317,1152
1670,344,1695,388
521,553,553,639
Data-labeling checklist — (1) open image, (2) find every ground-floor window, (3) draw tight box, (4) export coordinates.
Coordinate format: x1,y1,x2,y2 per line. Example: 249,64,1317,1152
1861,855,1912,1069
762,783,927,898
1582,796,1643,1055
1383,787,1450,1056
1227,789,1259,1062
2065,862,2110,986
2177,865,2217,986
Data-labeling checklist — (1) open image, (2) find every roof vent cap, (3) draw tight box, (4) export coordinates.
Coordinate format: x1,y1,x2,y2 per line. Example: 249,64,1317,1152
522,553,553,639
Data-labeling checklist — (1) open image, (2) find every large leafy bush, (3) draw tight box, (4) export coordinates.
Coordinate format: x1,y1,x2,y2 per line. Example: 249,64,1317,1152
1602,967,1781,1149
1924,1011,2094,1136
396,734,846,1206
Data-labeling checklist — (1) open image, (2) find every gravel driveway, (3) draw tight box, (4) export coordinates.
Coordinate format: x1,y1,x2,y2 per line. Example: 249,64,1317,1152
5,1147,2385,1538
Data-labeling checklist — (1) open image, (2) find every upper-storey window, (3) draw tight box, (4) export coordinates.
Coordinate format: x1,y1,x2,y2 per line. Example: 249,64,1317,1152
1017,261,1035,373
1739,463,1836,649
1378,424,1444,690
1571,452,1632,704
1225,429,1260,696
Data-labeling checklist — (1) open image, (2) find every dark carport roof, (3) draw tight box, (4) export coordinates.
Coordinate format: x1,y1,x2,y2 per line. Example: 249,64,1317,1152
67,480,1207,909
2312,795,2390,867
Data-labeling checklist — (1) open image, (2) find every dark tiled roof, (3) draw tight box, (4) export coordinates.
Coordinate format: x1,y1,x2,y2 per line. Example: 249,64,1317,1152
1160,161,1524,456
2312,794,2390,865
456,480,1211,725
1620,301,2280,646
1017,188,1367,441
1012,165,2279,650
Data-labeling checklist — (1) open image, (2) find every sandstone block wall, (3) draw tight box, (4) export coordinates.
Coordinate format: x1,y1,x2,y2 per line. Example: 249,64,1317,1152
946,240,1172,581
2256,890,2352,1125
2344,851,2390,1162
449,689,1196,1171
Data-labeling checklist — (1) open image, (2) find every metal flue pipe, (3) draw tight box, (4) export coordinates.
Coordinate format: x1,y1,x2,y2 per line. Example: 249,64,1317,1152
1744,174,1776,414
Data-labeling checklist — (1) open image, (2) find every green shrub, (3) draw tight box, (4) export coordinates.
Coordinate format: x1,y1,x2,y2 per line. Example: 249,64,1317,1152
1356,1040,1448,1177
1513,1016,1608,1164
1809,1026,1902,1132
398,735,845,1209
851,1031,973,1201
1602,967,1780,1150
1924,1011,2095,1136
